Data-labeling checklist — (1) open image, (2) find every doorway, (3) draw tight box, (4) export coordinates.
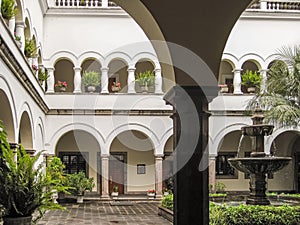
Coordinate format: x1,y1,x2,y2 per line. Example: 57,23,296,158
109,153,127,194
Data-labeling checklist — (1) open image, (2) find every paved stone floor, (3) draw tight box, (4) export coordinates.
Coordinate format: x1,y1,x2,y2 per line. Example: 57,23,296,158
38,201,172,225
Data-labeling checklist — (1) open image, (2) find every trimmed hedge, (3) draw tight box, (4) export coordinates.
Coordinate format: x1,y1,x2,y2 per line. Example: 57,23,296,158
210,203,300,225
161,194,173,210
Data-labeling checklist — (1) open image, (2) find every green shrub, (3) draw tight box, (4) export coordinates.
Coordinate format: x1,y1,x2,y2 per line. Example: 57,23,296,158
241,70,262,88
82,71,100,87
64,172,94,196
161,194,173,210
1,0,17,20
24,38,37,58
215,182,226,193
135,70,155,87
212,204,300,225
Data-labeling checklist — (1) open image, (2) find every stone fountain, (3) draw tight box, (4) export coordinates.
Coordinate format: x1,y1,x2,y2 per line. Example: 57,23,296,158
228,105,291,205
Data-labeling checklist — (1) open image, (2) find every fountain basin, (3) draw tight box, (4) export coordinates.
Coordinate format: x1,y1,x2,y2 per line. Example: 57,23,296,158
242,124,274,136
228,157,291,175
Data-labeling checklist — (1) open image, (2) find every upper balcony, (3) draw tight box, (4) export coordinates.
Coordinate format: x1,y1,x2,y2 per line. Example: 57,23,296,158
48,0,119,8
247,0,300,12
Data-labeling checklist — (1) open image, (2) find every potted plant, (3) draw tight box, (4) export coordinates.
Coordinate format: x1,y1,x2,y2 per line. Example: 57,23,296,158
46,156,70,204
215,182,226,193
24,38,37,58
55,80,67,92
1,0,17,21
14,33,22,48
38,68,49,85
111,185,119,198
0,122,64,225
135,70,155,93
64,171,94,203
111,82,121,92
82,70,100,93
218,84,228,93
241,70,262,93
147,189,156,199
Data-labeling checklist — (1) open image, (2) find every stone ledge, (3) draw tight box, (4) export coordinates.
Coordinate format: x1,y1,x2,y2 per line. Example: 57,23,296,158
158,206,173,222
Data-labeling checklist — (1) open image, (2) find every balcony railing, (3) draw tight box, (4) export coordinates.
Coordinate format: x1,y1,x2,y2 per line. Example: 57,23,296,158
248,0,300,11
52,0,118,8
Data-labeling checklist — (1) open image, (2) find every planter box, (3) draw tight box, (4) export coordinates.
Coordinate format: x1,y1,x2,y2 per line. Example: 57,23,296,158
158,206,173,222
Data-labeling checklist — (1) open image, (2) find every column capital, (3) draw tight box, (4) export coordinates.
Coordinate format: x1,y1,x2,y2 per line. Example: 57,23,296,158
127,66,136,72
101,67,109,72
154,67,161,73
232,68,243,73
45,67,55,72
155,154,164,159
15,21,25,28
73,67,82,72
101,153,110,159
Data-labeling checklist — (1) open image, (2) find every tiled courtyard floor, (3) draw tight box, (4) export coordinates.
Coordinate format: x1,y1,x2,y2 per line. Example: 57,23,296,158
38,201,172,225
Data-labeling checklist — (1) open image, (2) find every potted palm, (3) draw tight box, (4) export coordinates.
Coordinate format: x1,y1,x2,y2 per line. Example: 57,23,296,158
135,70,155,93
64,171,94,203
0,122,64,225
241,70,262,93
24,38,37,59
82,70,100,93
38,68,49,85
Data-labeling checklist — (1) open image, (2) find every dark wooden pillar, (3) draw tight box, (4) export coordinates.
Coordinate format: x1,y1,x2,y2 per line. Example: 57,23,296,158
164,86,209,225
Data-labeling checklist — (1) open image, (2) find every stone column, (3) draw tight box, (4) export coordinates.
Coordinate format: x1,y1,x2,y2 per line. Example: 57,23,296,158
164,86,211,225
101,154,110,199
8,16,16,36
209,155,216,192
101,67,109,93
15,22,25,52
154,68,163,94
127,67,136,93
46,67,55,93
233,68,243,94
73,67,82,93
259,69,268,93
155,154,164,198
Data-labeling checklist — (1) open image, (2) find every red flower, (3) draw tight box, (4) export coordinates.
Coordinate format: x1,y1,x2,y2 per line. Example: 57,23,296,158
55,80,68,88
32,64,38,71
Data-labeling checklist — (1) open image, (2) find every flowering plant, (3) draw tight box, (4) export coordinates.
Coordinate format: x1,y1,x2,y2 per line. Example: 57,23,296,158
112,82,121,89
147,189,156,194
55,80,67,88
31,64,38,71
218,84,228,88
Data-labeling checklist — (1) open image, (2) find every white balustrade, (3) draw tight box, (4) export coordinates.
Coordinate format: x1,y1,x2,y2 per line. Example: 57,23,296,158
248,0,300,11
53,0,117,8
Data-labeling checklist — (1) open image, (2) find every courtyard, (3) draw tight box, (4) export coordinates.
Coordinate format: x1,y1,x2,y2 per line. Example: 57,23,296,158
37,202,171,225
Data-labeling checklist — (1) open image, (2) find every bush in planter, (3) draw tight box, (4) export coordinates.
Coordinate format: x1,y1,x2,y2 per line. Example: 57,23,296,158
82,70,100,90
241,70,262,91
64,171,95,197
1,0,17,20
215,181,226,193
161,194,173,210
38,68,49,84
24,38,37,58
135,70,155,91
0,122,64,224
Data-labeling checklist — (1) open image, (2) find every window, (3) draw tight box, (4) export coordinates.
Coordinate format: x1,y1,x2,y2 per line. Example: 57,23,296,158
216,152,237,179
59,152,88,175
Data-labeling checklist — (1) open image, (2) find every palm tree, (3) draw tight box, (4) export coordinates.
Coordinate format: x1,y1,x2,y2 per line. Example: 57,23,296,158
249,45,300,127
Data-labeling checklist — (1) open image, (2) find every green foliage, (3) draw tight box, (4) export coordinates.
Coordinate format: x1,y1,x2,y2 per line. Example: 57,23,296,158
24,38,37,58
209,193,227,197
82,71,100,87
0,121,64,222
1,0,17,20
211,204,300,225
248,46,300,127
64,171,94,196
46,157,70,194
241,70,262,88
38,69,49,82
161,194,173,210
112,186,118,192
215,182,226,193
135,70,155,87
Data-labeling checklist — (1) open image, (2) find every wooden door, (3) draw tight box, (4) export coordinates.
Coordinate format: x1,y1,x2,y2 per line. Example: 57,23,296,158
109,154,125,194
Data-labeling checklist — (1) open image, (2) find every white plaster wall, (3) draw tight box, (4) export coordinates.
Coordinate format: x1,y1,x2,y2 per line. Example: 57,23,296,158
43,11,156,64
224,13,300,67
